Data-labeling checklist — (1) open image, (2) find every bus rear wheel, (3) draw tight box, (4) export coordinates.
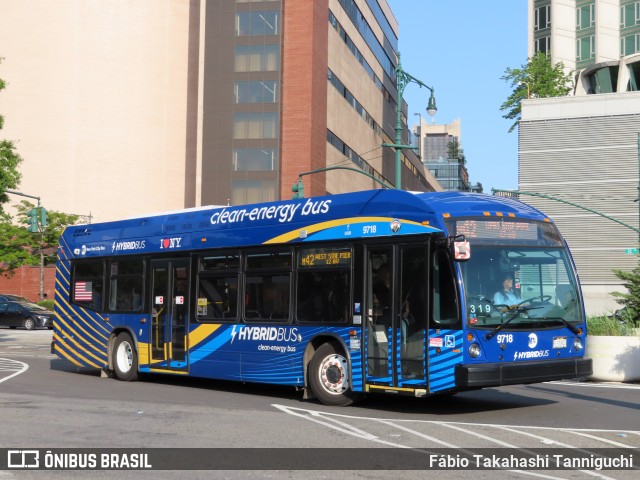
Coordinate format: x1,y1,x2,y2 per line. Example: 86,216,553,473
309,342,358,406
112,332,138,381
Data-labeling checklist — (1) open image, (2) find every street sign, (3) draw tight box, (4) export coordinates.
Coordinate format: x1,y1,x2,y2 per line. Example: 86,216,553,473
625,248,639,254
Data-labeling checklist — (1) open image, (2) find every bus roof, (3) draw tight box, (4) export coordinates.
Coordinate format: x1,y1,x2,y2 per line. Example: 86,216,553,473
59,190,551,259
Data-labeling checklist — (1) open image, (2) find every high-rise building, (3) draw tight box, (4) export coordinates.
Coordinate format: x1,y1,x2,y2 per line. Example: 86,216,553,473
0,0,439,222
416,119,479,192
530,1,640,77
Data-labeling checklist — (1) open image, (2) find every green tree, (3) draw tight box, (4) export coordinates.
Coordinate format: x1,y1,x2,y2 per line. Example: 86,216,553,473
446,140,466,165
0,58,23,211
0,201,80,275
500,52,573,133
611,263,640,327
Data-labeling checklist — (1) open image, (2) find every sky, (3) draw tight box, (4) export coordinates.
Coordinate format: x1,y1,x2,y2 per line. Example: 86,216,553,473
386,0,528,193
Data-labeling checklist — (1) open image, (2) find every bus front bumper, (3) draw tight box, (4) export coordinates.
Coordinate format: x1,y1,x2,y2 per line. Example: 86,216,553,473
455,358,593,388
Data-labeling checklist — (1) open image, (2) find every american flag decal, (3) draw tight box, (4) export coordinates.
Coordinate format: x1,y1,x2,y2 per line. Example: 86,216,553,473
74,281,93,301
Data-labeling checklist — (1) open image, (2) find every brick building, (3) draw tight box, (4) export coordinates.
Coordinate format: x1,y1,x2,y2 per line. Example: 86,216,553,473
0,266,56,303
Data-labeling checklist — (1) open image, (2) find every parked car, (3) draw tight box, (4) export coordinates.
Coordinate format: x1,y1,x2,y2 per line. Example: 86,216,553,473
0,301,54,330
0,293,30,303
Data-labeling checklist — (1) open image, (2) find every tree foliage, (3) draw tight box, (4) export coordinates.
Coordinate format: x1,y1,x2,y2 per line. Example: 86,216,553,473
0,59,23,211
611,263,640,327
500,52,574,133
0,201,80,275
446,140,466,165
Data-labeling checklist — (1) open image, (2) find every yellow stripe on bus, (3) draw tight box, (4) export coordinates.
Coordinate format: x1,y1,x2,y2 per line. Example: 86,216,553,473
54,302,110,352
366,384,417,393
187,324,220,350
148,369,189,375
138,342,150,365
53,332,103,368
55,284,111,339
51,326,107,365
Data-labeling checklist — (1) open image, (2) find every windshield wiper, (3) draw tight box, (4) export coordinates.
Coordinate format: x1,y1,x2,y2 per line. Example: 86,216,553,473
536,316,581,335
485,305,541,340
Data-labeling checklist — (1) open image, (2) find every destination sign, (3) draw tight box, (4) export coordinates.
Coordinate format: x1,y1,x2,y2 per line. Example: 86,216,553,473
446,218,563,246
298,248,351,268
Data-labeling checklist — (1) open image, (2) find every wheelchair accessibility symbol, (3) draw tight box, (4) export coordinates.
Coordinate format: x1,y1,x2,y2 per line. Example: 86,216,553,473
444,335,455,348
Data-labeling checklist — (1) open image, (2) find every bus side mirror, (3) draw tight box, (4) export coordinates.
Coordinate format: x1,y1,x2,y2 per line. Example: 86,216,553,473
451,235,470,262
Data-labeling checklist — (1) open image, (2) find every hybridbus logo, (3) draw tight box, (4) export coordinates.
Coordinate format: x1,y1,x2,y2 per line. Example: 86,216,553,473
112,240,146,252
230,326,301,344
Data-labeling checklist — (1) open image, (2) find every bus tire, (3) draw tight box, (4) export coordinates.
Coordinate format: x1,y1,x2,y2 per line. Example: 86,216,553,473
112,332,138,381
309,342,358,406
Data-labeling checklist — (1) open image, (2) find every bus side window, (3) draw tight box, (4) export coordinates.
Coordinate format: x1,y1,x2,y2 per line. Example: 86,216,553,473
244,251,292,322
72,260,105,312
432,249,460,327
108,259,144,313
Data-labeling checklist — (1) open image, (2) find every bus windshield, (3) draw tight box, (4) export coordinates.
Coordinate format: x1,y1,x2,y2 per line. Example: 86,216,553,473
460,245,582,329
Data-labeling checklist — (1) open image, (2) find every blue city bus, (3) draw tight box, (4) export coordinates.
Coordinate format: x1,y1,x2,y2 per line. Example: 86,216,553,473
52,190,592,406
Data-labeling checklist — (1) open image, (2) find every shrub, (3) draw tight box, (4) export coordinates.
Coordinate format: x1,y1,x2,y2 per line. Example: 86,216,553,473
37,299,54,310
586,315,627,336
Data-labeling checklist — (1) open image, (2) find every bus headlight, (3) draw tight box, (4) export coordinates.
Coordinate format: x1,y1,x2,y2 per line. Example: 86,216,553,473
573,338,583,351
468,343,481,358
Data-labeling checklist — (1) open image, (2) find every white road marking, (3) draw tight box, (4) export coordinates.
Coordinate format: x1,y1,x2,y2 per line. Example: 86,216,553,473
273,405,583,480
0,358,29,384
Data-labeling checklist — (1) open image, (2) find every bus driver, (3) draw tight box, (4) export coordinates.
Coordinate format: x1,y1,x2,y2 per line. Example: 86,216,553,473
493,274,520,309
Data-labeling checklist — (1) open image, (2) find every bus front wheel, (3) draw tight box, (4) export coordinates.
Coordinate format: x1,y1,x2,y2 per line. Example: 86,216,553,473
112,332,138,381
309,342,358,406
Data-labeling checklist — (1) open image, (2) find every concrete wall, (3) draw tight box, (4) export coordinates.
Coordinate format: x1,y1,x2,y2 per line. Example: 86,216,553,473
0,0,193,222
520,92,640,315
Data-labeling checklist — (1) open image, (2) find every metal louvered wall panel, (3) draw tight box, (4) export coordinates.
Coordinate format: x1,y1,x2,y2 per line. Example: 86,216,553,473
518,113,640,306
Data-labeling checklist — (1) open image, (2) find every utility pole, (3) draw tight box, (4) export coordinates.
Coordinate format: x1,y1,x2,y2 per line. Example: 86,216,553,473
6,190,47,301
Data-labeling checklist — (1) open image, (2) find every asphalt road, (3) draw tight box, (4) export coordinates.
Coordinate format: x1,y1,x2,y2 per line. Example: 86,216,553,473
0,328,638,480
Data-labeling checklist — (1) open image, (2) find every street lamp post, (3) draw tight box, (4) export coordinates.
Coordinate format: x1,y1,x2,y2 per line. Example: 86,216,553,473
382,53,437,190
413,112,422,160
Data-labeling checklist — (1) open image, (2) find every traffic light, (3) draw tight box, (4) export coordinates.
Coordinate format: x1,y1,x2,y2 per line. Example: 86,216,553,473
40,207,48,228
292,179,304,199
27,208,38,232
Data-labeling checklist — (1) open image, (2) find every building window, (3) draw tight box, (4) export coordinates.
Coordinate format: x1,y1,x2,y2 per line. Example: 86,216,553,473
235,45,280,72
234,80,278,103
622,33,640,55
577,3,595,30
534,5,551,31
232,180,276,204
233,112,278,139
627,61,640,90
587,66,618,93
577,35,595,61
233,148,277,171
535,36,551,54
620,1,640,28
236,11,279,36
